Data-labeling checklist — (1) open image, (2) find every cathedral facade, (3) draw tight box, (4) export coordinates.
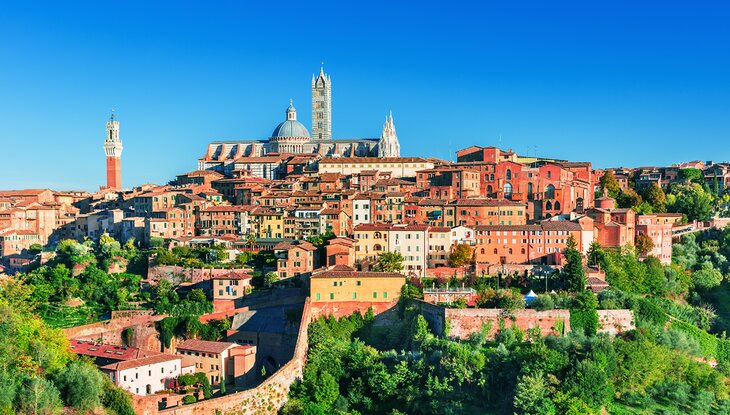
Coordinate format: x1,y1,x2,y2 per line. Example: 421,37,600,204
199,68,400,175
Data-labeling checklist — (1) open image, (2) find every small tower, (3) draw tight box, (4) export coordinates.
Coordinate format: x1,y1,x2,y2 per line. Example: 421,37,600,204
311,66,331,141
103,111,123,189
378,112,400,157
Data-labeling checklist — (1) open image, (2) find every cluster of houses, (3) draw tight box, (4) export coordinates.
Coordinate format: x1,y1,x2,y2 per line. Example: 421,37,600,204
4,147,729,277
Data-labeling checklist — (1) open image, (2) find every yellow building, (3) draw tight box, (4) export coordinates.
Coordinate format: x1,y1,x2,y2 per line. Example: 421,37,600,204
310,265,405,302
251,209,284,239
353,224,392,263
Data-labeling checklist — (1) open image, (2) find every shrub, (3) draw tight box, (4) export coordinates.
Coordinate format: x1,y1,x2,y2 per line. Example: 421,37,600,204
530,294,555,311
182,395,197,405
55,361,105,410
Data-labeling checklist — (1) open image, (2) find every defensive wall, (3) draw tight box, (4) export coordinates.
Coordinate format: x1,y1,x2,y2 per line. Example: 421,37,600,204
137,298,313,415
415,300,634,339
63,310,162,350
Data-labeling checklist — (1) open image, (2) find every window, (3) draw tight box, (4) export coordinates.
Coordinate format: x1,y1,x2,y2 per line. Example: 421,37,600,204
504,183,513,197
356,281,361,286
330,293,334,300
373,292,377,298
383,292,388,298
352,292,357,299
316,293,320,300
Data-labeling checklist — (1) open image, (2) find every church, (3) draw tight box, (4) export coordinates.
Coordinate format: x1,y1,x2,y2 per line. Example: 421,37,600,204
198,68,401,175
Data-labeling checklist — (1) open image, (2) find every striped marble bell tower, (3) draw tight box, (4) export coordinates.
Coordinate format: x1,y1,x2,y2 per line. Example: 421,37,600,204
311,66,331,141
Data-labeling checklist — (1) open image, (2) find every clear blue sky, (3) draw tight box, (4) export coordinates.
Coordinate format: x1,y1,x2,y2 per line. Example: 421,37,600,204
1,1,728,191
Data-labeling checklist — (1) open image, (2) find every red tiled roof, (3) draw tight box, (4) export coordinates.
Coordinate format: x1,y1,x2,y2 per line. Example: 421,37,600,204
354,224,393,231
100,354,180,371
312,266,405,279
214,271,253,280
454,198,525,207
176,339,239,354
70,340,149,361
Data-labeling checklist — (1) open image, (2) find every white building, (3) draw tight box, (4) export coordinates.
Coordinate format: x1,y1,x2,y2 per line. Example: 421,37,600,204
387,224,429,277
352,196,371,226
101,354,188,396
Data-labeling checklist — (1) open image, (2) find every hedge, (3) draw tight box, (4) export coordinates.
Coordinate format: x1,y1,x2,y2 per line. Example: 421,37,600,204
667,319,719,359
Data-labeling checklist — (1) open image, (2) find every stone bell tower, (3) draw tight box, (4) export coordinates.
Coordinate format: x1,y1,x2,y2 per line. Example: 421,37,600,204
103,111,123,189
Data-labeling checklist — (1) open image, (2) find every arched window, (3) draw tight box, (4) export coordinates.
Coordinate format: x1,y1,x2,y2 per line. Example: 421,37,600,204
504,183,513,197
493,248,498,255
480,248,485,254
489,174,494,181
521,248,526,255
554,201,561,211
487,185,493,194
374,244,382,251
506,169,512,180
508,248,513,254
546,201,553,210
527,182,533,199
545,184,555,199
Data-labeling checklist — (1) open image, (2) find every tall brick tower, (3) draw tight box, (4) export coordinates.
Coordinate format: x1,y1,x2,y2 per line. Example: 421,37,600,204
103,111,123,189
311,66,331,141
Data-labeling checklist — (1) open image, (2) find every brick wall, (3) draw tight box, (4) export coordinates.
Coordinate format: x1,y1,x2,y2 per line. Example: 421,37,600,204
150,298,313,415
443,307,571,339
311,300,398,319
64,311,164,349
597,309,635,336
416,300,634,340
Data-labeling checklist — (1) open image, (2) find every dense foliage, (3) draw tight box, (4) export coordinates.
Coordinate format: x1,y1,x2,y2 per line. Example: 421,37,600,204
285,303,730,414
18,237,146,327
0,279,136,415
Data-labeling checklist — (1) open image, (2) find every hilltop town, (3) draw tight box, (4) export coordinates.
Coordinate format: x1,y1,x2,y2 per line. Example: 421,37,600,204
2,69,730,415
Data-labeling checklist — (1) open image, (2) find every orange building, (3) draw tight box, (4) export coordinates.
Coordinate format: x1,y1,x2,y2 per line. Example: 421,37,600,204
473,221,590,269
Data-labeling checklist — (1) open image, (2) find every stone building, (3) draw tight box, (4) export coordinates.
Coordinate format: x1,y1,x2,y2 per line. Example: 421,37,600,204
198,69,401,177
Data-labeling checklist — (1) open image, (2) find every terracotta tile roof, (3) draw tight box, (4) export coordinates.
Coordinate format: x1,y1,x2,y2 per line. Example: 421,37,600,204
176,339,239,354
354,224,393,231
429,226,451,233
70,340,152,361
454,198,525,207
214,271,253,280
100,354,180,371
273,240,318,251
312,266,405,279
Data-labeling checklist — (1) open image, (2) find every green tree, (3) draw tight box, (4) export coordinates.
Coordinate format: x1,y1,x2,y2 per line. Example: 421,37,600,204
15,376,63,415
692,267,723,291
668,183,714,221
570,290,599,335
563,242,586,292
616,189,642,209
513,372,556,415
599,171,621,199
245,233,257,251
264,271,280,288
679,168,705,185
448,243,473,268
55,361,104,410
187,288,208,303
313,371,339,410
586,242,605,267
375,251,404,273
635,233,654,256
641,183,667,212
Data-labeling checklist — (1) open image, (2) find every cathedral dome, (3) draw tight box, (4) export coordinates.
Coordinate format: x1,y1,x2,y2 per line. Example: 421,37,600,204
271,100,310,140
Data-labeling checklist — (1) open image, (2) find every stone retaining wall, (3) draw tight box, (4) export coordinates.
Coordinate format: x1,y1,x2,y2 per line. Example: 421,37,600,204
149,298,313,415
